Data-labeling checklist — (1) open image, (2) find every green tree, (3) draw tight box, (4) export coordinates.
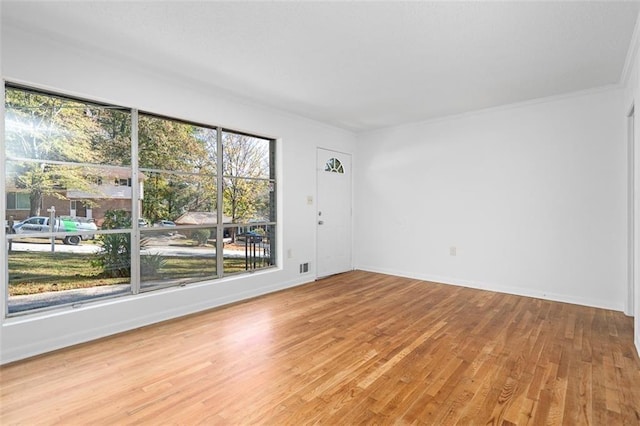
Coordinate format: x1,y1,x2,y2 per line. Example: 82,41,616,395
4,88,119,216
90,107,131,165
138,115,215,223
222,133,270,226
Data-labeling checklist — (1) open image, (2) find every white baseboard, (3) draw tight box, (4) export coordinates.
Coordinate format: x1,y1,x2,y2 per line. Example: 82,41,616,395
355,265,624,312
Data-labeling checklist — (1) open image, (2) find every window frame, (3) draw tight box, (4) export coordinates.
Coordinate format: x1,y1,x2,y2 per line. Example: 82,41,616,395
3,83,278,317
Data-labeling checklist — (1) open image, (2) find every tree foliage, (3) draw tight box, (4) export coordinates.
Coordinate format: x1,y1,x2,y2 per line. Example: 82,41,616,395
91,107,132,165
138,115,217,223
4,88,106,215
222,133,270,224
5,88,272,230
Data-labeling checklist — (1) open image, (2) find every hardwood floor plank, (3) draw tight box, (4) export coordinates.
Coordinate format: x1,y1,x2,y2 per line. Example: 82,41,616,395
1,271,639,424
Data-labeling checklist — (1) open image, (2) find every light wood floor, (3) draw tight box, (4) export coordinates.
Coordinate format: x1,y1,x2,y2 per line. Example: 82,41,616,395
1,270,639,425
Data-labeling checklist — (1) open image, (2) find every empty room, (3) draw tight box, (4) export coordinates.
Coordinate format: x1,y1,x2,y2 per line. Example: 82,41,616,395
1,1,640,424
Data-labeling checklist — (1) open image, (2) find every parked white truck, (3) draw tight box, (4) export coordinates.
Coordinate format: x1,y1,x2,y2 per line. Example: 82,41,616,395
12,216,97,245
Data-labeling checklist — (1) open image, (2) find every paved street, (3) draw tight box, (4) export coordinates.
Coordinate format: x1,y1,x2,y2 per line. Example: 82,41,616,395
10,241,101,254
8,240,256,257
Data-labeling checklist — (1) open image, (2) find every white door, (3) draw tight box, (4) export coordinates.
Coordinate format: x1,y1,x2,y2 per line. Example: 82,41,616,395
317,148,352,278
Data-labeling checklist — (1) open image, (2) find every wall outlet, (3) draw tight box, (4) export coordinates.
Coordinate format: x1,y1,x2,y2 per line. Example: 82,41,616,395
450,246,457,256
300,263,309,273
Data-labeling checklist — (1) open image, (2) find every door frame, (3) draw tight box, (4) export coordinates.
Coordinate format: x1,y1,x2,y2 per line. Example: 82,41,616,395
315,147,353,279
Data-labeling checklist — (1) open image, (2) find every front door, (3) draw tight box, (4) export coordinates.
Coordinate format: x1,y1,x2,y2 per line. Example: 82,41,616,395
316,148,352,278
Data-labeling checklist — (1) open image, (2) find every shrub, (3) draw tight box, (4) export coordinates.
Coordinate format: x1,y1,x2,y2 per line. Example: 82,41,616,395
92,210,132,278
191,228,210,246
141,253,166,277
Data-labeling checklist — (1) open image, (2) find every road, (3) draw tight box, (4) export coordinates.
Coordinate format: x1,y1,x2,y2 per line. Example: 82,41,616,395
10,241,101,254
8,240,258,257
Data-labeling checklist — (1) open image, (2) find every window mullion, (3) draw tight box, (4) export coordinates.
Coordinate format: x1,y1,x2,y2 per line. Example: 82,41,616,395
130,109,140,295
216,127,224,278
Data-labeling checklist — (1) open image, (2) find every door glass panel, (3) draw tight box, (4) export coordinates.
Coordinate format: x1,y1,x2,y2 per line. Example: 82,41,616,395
324,157,344,173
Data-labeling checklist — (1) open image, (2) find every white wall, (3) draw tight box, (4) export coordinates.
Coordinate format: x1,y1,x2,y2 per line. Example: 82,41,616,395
0,24,356,363
622,31,640,356
354,88,628,311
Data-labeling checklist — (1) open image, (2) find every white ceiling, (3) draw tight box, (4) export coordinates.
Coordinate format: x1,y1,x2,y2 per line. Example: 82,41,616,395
3,1,640,132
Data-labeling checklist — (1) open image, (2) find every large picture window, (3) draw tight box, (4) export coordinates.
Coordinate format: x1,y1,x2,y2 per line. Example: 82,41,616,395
3,85,277,315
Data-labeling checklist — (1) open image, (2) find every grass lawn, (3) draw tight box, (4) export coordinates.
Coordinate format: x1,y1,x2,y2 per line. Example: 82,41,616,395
8,251,127,295
8,251,266,296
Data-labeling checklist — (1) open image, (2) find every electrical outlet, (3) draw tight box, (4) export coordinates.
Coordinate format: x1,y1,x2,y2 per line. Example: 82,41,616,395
450,246,457,256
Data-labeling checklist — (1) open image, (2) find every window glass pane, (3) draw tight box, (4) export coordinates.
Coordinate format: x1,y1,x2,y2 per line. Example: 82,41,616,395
7,232,132,314
6,193,16,209
138,114,216,172
5,87,131,166
6,160,133,230
136,114,221,291
140,171,217,226
223,224,275,275
16,193,30,209
223,177,273,224
222,131,271,179
140,227,217,290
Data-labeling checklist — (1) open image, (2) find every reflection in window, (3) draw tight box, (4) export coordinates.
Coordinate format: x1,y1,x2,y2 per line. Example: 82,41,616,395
5,87,131,166
325,157,344,173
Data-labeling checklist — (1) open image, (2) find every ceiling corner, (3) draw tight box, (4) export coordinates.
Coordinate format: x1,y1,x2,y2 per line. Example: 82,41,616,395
621,10,640,86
